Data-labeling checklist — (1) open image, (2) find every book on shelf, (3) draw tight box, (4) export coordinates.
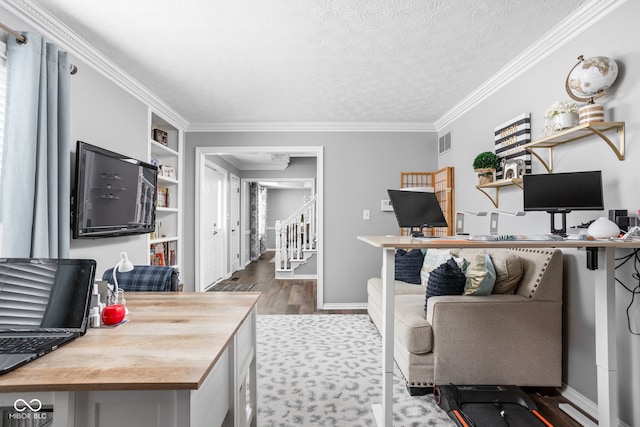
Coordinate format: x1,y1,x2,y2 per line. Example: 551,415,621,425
149,241,178,267
157,187,169,208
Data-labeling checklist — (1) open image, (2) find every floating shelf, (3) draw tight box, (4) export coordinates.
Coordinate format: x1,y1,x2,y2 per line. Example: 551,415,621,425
523,121,625,173
476,178,523,208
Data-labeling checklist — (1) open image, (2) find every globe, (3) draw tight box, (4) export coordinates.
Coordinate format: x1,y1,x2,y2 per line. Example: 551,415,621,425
566,55,618,102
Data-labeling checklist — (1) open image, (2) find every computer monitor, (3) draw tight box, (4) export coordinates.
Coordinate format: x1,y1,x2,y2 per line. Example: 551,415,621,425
523,170,604,235
387,189,448,236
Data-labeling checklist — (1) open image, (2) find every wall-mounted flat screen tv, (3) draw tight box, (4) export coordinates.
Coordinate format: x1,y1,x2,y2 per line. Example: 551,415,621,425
72,141,157,238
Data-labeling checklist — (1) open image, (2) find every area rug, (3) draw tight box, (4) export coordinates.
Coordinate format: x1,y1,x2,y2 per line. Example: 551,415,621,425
256,314,453,426
208,282,256,292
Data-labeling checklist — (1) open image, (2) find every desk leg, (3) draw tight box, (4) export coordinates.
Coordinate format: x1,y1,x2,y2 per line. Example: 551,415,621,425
372,248,395,427
594,247,618,427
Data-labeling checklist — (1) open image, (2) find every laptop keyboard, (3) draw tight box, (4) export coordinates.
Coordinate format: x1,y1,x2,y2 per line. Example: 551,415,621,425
0,337,65,354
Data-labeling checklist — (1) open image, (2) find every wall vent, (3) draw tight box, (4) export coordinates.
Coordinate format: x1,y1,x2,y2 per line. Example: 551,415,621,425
438,132,451,155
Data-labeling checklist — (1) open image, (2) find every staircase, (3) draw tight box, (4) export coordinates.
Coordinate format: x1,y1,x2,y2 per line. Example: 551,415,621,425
275,195,317,279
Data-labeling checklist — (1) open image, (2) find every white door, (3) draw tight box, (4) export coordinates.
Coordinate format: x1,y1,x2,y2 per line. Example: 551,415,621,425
202,162,226,288
230,174,241,272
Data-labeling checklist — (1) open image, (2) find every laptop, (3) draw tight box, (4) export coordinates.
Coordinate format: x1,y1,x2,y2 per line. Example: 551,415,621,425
0,258,96,374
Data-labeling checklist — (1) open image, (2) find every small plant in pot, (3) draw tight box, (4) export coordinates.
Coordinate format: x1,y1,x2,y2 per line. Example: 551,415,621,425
473,151,501,185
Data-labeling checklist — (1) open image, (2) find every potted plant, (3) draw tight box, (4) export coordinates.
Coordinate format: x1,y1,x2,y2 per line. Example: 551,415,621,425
473,151,501,185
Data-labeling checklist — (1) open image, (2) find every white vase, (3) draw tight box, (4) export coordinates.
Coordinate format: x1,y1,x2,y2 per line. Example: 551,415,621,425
552,112,578,130
587,217,620,239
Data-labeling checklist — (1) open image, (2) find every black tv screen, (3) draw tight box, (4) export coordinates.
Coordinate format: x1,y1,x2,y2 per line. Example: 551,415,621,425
387,189,448,229
523,170,604,212
72,141,157,238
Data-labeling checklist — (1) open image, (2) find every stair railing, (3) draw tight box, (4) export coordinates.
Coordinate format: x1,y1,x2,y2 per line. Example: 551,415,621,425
275,195,317,271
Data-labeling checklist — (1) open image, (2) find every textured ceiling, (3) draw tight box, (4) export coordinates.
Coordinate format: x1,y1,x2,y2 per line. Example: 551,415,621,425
29,0,586,127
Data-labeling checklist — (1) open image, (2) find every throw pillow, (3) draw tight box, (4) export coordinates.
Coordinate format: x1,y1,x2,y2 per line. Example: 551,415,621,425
420,249,453,287
464,250,496,296
488,250,524,294
424,257,466,312
394,249,425,285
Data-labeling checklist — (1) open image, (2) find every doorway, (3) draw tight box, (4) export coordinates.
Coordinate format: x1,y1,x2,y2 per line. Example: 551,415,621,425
194,146,324,309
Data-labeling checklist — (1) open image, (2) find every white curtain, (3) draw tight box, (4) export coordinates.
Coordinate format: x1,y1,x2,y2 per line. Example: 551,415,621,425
0,32,71,258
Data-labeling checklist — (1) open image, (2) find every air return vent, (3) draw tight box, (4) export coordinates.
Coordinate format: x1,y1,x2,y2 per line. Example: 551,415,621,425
438,132,451,154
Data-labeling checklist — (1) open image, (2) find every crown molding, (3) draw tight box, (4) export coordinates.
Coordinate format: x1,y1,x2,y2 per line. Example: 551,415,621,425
2,0,189,130
434,0,627,131
187,121,437,133
2,0,625,134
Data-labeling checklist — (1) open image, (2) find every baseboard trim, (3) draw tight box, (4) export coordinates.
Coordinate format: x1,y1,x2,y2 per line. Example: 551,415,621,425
560,384,631,427
277,274,318,280
321,303,368,310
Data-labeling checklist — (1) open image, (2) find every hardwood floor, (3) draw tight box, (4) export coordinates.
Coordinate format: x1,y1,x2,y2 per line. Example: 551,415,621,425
229,251,590,426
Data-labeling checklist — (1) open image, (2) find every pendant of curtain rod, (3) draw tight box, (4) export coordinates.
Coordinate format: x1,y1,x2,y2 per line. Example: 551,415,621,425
0,22,78,74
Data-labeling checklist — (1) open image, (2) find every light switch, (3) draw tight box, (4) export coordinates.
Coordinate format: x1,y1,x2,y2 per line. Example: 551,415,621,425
363,209,370,220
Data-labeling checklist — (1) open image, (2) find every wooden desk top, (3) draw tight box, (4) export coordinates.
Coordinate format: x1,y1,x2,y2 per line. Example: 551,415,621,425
358,235,640,249
0,292,260,392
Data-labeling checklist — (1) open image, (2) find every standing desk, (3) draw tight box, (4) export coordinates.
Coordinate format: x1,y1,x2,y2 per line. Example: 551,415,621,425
0,292,260,427
358,235,640,427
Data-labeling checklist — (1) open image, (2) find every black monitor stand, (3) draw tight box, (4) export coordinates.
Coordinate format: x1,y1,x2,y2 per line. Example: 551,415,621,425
409,226,424,237
548,210,570,236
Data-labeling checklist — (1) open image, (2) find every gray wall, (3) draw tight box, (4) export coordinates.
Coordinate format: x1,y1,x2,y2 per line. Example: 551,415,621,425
439,2,640,423
67,56,150,276
184,132,439,303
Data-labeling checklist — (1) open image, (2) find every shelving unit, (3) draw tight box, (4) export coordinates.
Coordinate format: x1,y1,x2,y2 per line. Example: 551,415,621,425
149,112,183,271
522,121,625,173
475,121,625,207
476,178,523,208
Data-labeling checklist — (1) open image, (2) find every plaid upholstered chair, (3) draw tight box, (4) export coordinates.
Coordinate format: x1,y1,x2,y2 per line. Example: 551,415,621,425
102,265,180,292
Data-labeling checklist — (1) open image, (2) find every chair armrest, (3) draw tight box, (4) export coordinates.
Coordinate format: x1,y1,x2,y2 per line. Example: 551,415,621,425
427,295,562,386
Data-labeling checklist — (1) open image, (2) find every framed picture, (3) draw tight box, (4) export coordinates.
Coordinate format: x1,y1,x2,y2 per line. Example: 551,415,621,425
159,165,176,179
152,128,168,146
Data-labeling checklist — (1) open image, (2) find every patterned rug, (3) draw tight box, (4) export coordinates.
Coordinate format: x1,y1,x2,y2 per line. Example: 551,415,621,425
208,282,256,292
257,314,454,426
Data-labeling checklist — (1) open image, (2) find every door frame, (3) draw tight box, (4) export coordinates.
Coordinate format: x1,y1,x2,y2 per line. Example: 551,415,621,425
194,146,324,309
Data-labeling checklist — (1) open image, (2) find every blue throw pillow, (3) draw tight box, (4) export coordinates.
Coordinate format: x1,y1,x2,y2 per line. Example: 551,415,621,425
424,257,466,312
395,249,425,285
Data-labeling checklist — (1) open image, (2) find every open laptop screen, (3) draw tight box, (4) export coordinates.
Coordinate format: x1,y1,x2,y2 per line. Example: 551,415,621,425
0,259,96,332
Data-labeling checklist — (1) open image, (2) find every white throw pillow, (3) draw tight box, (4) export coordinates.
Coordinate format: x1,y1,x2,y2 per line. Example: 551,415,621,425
420,249,452,287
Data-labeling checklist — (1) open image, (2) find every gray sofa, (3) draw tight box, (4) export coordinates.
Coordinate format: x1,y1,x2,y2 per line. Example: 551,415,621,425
367,247,563,395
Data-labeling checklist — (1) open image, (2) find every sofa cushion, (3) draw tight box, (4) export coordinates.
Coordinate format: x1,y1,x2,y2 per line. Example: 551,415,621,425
395,295,433,354
425,258,466,312
464,250,496,296
395,249,424,284
458,248,523,295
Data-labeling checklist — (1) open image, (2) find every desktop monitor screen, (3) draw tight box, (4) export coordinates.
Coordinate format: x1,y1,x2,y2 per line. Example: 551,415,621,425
387,189,448,229
522,170,604,212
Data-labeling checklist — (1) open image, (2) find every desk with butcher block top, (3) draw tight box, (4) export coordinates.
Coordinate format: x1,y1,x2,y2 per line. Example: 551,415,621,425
357,235,640,427
0,292,260,427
